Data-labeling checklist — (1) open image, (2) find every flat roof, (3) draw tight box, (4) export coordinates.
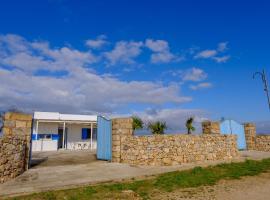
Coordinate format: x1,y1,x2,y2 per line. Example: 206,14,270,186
34,112,97,122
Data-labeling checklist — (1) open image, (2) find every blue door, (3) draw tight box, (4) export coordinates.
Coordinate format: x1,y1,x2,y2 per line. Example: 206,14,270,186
97,116,112,160
220,119,246,149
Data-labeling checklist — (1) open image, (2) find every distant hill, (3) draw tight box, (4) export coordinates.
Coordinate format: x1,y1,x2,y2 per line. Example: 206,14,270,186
255,121,270,135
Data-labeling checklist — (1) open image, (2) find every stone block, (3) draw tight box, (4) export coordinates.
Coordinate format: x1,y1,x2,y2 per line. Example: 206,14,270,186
7,112,32,121
15,121,27,128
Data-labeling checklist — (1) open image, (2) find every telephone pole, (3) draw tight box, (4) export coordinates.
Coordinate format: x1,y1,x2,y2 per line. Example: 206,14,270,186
253,69,270,111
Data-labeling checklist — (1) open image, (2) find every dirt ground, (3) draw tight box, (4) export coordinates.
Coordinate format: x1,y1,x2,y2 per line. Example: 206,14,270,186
31,150,97,168
1,150,270,198
149,172,270,200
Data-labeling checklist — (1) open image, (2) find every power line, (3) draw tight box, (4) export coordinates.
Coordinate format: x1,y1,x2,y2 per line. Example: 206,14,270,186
253,69,270,111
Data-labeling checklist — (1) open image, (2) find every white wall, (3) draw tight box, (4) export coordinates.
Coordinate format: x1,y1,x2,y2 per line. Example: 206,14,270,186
66,124,97,150
31,121,97,151
32,140,58,151
32,121,59,152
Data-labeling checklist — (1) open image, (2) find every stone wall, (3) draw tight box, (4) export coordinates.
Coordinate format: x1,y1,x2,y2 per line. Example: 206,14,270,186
243,123,270,152
202,121,221,134
112,118,239,166
120,134,238,166
112,118,133,163
244,123,256,150
255,135,270,152
0,112,32,184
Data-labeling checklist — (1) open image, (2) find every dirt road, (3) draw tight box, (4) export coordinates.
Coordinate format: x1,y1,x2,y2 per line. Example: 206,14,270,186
150,172,270,200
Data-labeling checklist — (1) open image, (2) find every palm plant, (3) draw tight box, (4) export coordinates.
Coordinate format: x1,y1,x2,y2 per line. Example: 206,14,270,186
148,121,167,134
186,117,195,134
132,116,144,130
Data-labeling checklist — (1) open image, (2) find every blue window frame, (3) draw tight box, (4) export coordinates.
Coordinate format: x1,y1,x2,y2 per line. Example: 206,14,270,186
81,128,91,140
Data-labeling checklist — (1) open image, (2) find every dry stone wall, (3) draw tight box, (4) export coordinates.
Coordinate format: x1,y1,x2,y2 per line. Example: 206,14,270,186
0,112,32,184
255,135,270,152
120,134,238,166
112,118,239,166
243,123,270,152
202,121,221,134
244,123,256,150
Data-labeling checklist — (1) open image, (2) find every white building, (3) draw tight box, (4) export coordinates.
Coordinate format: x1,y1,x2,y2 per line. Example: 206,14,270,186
32,112,98,151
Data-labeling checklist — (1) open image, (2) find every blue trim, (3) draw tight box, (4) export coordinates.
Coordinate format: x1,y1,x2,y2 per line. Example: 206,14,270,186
81,128,88,140
52,134,59,140
32,133,59,141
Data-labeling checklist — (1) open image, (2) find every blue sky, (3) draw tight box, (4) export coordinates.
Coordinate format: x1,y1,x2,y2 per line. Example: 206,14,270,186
0,0,270,132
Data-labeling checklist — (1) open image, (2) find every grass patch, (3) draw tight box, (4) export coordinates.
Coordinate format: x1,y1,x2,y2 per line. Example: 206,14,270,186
10,158,270,200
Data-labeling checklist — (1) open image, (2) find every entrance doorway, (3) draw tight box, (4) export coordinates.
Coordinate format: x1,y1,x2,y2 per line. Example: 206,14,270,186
58,128,67,149
58,128,63,149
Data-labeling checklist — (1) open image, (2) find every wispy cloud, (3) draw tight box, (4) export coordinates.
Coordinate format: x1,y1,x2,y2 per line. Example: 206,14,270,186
190,82,213,90
145,39,184,63
104,41,143,65
194,42,230,63
0,34,191,113
85,34,108,49
182,67,208,82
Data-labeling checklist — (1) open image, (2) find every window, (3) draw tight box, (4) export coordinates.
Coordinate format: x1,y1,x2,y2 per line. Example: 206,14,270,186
81,128,91,140
39,134,52,140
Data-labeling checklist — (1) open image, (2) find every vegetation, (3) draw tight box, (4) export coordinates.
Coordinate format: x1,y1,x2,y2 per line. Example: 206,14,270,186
11,159,270,200
148,121,167,134
132,116,144,130
186,117,195,134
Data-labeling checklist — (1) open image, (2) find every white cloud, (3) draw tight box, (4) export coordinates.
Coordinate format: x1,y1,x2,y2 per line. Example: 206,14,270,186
85,35,108,49
0,34,98,74
190,82,213,90
213,55,230,63
145,39,183,64
194,50,217,59
182,67,208,82
151,51,177,63
104,41,143,65
145,39,169,52
0,34,191,114
194,42,230,63
217,42,228,52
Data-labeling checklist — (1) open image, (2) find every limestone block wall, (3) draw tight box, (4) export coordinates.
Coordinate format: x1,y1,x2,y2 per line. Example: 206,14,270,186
243,123,270,152
244,123,256,150
112,118,133,162
120,134,238,166
255,135,270,152
112,118,239,166
202,121,220,134
0,112,32,184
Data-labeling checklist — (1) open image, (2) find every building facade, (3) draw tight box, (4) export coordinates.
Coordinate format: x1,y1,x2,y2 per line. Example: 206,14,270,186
32,112,97,151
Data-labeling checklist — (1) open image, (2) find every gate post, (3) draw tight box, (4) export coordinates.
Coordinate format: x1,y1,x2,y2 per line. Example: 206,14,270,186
111,118,133,163
244,123,256,150
0,112,32,183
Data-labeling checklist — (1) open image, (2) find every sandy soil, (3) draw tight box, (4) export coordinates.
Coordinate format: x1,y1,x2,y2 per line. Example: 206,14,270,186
150,172,270,200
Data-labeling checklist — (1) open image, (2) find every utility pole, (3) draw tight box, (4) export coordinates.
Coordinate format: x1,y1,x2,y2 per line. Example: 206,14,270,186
253,69,270,111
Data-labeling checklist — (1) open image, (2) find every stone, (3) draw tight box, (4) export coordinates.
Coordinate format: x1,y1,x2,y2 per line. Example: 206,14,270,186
0,112,32,184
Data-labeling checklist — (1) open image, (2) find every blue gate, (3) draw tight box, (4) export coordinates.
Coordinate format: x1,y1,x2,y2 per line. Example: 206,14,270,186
97,116,112,160
220,119,246,149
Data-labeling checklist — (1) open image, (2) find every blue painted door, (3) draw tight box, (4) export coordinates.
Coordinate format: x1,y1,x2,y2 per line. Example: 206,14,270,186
220,120,246,149
97,116,112,160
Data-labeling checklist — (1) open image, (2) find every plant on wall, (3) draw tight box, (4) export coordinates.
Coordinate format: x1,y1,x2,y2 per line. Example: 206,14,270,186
148,121,167,134
186,117,195,134
132,116,144,130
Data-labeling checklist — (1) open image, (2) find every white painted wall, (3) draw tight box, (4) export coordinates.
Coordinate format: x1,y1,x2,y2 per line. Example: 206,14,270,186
31,121,97,151
32,140,58,151
66,124,97,150
32,121,59,152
